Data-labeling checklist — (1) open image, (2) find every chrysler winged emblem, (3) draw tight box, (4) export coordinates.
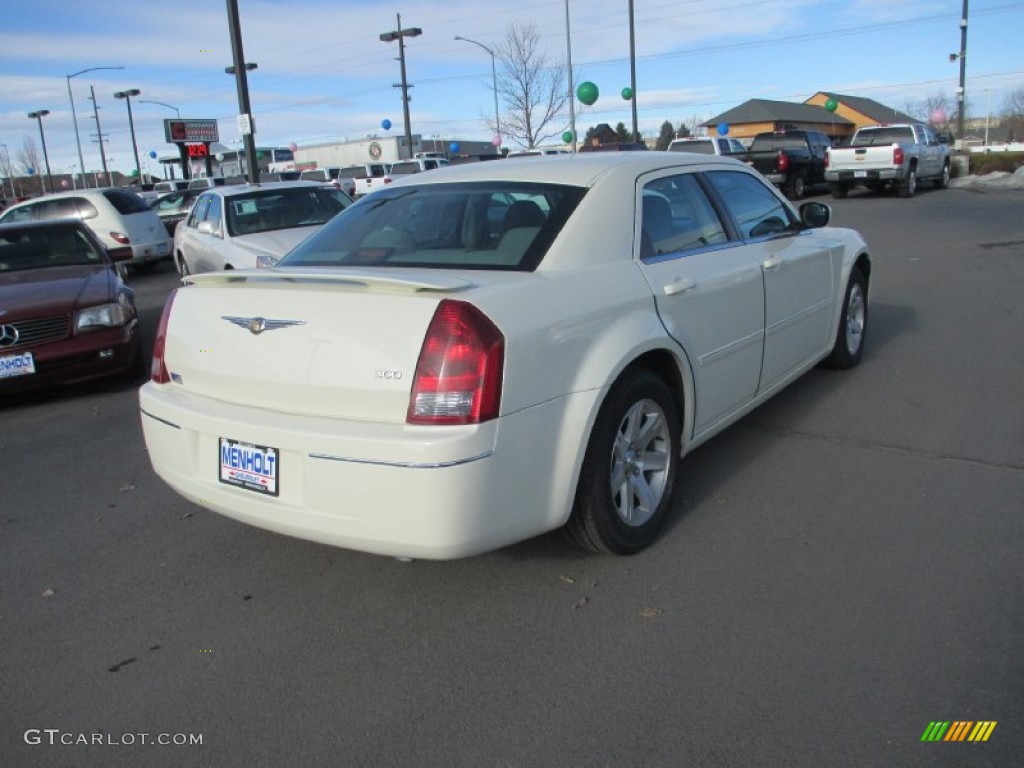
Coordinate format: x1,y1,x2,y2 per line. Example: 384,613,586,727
221,316,306,335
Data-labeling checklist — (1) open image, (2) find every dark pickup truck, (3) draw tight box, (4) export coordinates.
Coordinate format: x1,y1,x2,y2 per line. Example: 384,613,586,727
735,130,831,200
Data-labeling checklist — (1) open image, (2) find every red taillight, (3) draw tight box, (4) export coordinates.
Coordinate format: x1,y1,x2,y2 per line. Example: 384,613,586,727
777,150,789,172
150,289,178,384
893,146,904,166
110,231,131,244
407,300,504,425
824,151,830,168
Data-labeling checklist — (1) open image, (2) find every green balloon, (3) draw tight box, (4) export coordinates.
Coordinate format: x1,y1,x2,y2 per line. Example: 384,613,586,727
256,151,265,159
621,87,633,100
825,98,838,112
562,130,574,143
576,81,599,106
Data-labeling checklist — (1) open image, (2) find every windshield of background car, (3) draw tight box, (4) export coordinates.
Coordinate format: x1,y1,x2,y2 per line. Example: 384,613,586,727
0,224,104,272
850,126,915,146
225,187,350,237
279,181,586,272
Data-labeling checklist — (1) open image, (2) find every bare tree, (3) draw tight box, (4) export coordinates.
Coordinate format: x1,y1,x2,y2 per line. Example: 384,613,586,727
16,136,45,195
495,23,569,149
1001,85,1024,142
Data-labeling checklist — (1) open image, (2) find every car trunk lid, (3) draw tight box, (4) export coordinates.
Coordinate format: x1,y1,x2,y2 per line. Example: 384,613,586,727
162,269,474,422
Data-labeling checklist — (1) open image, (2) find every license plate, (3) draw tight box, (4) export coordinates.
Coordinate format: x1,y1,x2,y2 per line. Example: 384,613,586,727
157,242,170,256
219,438,279,496
0,351,35,379
854,170,867,178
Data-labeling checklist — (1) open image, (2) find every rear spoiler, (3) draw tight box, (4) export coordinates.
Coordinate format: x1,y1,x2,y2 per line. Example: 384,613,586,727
184,268,474,293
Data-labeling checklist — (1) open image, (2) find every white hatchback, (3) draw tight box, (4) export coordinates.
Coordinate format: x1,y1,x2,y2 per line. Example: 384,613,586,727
141,153,871,560
172,182,351,275
0,188,172,269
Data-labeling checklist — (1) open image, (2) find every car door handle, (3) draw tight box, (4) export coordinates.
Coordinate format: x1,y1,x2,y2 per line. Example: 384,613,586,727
663,277,696,296
762,256,783,271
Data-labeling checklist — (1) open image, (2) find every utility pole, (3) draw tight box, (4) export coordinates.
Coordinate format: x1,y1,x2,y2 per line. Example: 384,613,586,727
628,0,639,143
564,0,576,152
380,15,422,159
226,0,260,184
956,0,968,145
88,86,112,186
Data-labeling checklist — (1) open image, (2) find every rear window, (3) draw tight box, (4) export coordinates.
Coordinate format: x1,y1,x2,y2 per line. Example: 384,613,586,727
668,140,714,155
103,189,151,214
389,162,420,175
851,127,915,146
280,181,586,272
749,134,810,151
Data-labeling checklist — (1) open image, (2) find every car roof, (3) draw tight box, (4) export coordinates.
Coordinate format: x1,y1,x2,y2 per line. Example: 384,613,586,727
0,218,91,233
208,181,327,197
385,152,746,189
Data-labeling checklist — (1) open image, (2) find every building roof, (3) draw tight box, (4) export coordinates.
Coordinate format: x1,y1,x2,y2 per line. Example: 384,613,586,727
703,98,854,127
813,92,919,124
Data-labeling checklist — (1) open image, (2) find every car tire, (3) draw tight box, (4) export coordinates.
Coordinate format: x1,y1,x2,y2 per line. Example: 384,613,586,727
787,174,807,200
936,161,950,189
564,368,680,555
823,266,868,370
830,183,849,199
898,165,917,198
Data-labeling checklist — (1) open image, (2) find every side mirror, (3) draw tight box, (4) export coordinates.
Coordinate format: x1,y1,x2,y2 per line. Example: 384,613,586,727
197,220,216,236
799,201,831,228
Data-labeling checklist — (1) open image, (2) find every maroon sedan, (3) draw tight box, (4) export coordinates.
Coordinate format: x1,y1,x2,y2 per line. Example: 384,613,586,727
0,220,141,393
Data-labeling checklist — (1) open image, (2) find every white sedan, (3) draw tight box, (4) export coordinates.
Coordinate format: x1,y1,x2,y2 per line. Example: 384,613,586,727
172,181,351,275
141,153,871,560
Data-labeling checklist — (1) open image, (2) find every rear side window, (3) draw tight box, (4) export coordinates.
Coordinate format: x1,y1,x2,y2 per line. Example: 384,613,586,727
640,174,729,260
281,181,586,272
37,198,84,220
103,189,150,214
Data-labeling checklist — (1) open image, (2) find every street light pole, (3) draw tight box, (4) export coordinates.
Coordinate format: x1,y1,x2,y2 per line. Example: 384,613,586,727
381,15,422,159
67,66,124,189
138,100,180,118
454,36,501,145
114,89,143,183
27,110,53,194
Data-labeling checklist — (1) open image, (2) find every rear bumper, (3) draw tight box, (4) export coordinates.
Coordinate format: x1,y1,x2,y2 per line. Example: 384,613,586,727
826,168,899,183
139,383,598,559
128,237,173,264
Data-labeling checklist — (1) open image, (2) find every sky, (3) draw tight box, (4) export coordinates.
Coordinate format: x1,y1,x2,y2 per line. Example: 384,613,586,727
1,0,1022,179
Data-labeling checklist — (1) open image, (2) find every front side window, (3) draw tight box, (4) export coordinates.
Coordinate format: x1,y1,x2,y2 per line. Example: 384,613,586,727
705,171,798,240
280,181,586,272
205,194,223,231
640,174,729,260
187,195,213,228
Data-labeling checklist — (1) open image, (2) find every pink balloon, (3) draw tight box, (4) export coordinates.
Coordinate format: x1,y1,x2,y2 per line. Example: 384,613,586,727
930,108,947,124
492,135,502,147
288,142,298,152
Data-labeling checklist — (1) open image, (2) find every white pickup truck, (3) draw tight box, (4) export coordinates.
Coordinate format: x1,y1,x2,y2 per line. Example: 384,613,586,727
825,123,951,198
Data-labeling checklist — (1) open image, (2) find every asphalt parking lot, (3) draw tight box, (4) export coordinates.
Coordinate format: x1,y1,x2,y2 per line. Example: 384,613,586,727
2,186,1022,768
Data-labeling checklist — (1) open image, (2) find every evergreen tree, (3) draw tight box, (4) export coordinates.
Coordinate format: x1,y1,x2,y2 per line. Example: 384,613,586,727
655,121,675,150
